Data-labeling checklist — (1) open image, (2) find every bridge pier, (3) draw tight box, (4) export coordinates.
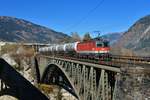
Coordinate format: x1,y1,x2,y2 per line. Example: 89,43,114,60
113,66,150,100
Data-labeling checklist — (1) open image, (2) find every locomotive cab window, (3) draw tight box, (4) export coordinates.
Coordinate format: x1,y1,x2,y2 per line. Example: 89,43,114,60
96,41,103,47
96,41,109,47
103,41,109,47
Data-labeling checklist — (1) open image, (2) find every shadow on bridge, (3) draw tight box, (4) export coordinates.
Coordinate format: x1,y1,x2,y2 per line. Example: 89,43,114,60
0,58,48,100
40,63,78,98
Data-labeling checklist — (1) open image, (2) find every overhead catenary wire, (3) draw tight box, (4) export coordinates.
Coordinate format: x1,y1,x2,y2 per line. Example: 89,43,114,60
64,0,105,32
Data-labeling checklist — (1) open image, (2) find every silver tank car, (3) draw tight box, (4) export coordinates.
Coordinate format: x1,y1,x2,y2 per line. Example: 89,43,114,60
52,45,57,51
57,44,65,51
64,42,78,51
39,42,78,53
39,47,49,52
48,46,52,51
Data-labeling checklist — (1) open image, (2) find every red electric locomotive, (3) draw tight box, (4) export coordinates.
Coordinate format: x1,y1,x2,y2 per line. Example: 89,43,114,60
76,38,110,60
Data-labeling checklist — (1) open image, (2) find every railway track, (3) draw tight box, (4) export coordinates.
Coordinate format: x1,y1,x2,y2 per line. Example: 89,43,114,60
111,55,150,61
57,55,150,67
39,53,150,68
111,55,150,64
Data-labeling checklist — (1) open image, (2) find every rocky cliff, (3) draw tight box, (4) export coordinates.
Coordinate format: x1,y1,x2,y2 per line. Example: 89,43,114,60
113,15,150,56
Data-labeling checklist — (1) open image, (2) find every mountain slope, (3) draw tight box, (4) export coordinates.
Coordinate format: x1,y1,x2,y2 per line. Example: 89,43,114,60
102,32,122,44
114,15,150,56
0,16,70,43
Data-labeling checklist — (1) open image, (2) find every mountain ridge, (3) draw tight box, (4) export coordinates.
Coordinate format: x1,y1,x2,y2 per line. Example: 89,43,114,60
0,16,70,43
113,15,150,56
102,32,122,44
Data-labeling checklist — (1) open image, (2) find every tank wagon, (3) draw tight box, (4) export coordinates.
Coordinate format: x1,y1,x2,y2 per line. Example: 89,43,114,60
39,42,78,52
39,38,110,59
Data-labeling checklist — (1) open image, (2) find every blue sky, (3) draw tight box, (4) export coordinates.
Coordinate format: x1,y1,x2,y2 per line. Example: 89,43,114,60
0,0,150,37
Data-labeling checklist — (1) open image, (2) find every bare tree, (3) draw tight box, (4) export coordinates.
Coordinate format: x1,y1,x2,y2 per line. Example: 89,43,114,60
83,32,92,41
71,32,81,42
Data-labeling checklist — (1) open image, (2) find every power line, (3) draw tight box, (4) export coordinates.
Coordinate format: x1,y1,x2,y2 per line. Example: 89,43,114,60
64,0,105,32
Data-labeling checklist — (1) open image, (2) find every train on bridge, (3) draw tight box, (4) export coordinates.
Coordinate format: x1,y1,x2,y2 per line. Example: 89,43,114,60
39,37,150,65
39,37,110,61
